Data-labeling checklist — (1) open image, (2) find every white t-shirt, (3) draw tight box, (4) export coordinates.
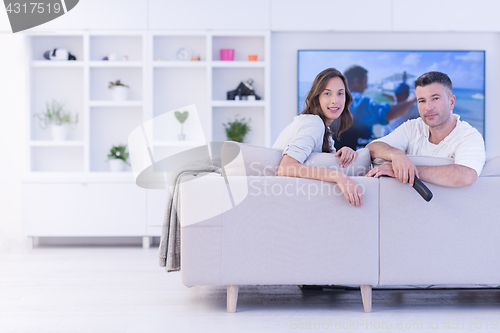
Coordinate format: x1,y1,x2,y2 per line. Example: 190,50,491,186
372,114,485,176
272,114,335,164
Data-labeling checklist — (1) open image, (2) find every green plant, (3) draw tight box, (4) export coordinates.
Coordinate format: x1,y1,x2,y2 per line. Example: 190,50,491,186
175,110,189,138
108,79,129,89
107,144,130,165
33,100,78,129
174,110,189,124
223,115,251,143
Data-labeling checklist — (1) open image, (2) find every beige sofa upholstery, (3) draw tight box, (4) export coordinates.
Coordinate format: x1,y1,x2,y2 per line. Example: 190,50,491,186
379,155,500,286
178,142,500,313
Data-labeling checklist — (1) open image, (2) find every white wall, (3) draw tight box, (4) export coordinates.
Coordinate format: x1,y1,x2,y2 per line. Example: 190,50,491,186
0,19,28,249
271,31,500,158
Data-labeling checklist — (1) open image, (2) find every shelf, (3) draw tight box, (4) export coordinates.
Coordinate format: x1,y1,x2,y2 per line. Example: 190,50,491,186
89,100,143,107
152,140,206,147
30,146,84,172
89,61,143,67
89,35,143,62
153,35,206,62
32,61,84,67
212,61,265,68
30,140,85,147
152,61,207,68
22,172,135,183
30,35,84,61
25,30,270,239
211,100,266,107
28,30,269,176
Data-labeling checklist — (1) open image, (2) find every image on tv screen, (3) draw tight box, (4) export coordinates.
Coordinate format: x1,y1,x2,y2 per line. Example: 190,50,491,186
298,50,485,150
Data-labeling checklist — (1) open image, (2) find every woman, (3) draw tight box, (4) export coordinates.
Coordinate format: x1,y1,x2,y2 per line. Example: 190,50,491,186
272,68,363,207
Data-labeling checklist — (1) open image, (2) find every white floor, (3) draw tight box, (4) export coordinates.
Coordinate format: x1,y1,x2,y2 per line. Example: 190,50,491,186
1,245,500,333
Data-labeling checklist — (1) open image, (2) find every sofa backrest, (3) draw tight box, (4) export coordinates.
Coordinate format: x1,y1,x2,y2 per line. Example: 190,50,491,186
480,156,500,177
221,141,372,177
221,141,283,177
302,148,371,177
376,155,500,177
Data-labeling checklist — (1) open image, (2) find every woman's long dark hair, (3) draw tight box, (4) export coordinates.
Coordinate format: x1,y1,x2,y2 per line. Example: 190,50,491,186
300,68,353,153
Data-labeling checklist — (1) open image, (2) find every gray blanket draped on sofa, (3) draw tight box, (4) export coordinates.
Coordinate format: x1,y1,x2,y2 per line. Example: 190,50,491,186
158,156,222,272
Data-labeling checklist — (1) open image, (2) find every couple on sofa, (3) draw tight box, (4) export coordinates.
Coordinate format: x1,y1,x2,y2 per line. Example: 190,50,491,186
273,68,486,207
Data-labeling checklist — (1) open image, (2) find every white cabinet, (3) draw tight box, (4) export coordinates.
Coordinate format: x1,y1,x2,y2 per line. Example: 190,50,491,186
24,30,270,242
22,183,146,236
149,31,271,157
146,189,169,236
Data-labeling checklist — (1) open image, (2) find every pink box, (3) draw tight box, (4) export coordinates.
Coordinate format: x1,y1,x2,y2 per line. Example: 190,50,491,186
220,49,234,61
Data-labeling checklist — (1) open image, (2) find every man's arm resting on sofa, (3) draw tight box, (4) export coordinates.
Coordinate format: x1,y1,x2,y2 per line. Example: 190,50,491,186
366,141,418,186
416,164,478,187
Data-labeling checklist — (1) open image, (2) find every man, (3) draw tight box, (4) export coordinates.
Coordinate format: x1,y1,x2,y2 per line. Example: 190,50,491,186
381,82,419,136
365,71,485,187
331,65,416,150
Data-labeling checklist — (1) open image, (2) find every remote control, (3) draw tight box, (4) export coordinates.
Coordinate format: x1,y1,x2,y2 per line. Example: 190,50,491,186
413,177,433,202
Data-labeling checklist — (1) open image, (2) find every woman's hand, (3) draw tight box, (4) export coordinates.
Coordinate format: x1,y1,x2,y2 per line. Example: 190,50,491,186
337,174,363,207
334,147,357,168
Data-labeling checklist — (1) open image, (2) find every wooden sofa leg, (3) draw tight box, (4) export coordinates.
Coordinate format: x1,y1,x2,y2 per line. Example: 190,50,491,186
227,285,239,313
360,285,372,313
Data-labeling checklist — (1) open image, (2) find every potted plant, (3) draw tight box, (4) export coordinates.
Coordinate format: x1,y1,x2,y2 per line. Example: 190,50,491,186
223,115,251,143
175,110,189,140
108,79,129,101
107,144,130,172
33,100,78,141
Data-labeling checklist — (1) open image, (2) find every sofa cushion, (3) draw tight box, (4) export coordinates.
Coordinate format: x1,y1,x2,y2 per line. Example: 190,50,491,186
303,148,372,176
480,155,500,177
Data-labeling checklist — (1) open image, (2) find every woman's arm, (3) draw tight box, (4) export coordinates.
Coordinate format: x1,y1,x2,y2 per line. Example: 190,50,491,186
277,154,363,207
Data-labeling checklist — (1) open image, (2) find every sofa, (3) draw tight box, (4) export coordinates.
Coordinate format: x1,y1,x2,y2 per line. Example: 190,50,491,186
177,141,500,313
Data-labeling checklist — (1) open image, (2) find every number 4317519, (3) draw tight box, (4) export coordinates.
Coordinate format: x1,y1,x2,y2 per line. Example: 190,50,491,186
6,2,62,14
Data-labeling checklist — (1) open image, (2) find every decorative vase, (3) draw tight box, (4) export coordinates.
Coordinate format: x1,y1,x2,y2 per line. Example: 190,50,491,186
220,49,234,61
51,124,68,141
111,86,129,101
178,124,185,140
108,159,125,172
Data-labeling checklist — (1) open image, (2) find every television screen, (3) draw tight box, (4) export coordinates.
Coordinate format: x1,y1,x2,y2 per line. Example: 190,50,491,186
298,50,485,150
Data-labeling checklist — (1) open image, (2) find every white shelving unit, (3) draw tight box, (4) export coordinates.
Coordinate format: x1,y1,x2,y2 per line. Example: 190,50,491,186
23,30,271,244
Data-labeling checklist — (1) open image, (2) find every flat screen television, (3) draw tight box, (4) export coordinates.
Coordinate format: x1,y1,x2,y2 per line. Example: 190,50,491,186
298,50,485,150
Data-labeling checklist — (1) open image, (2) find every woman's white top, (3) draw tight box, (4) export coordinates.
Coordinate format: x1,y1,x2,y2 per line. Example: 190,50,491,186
272,114,335,164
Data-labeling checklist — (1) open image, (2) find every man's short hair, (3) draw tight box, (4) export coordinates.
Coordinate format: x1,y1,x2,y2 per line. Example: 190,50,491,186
414,71,453,94
344,65,368,88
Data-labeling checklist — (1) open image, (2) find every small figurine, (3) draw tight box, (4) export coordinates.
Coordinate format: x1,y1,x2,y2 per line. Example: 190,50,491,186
227,78,261,100
43,48,76,61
